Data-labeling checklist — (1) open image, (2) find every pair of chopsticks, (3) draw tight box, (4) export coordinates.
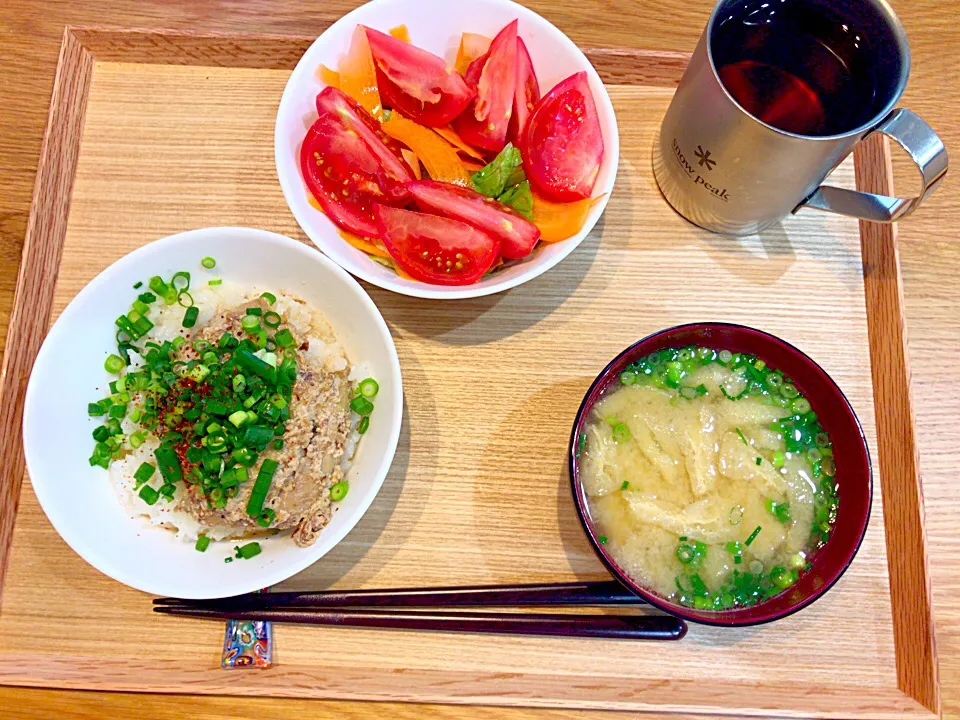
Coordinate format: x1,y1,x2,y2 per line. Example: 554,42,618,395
155,580,687,640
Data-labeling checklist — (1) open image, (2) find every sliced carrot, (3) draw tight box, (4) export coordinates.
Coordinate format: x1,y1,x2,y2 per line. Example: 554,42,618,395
340,26,381,118
532,192,602,243
400,148,422,180
462,159,484,174
338,229,391,258
317,64,341,89
393,262,415,280
381,113,472,186
389,25,410,42
434,125,486,161
455,32,491,75
370,254,416,280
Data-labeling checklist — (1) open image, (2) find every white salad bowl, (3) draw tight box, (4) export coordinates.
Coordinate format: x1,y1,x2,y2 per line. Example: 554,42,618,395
274,0,620,300
23,227,403,598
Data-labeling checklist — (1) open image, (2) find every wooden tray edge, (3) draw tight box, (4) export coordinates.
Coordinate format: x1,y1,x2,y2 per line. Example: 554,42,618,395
853,136,940,716
0,27,93,609
0,657,940,720
0,26,937,717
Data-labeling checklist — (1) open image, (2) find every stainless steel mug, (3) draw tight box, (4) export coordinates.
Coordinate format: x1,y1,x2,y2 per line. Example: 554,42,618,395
653,0,948,235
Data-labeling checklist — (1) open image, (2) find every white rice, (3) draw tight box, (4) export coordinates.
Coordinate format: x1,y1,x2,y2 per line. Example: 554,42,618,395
109,283,363,542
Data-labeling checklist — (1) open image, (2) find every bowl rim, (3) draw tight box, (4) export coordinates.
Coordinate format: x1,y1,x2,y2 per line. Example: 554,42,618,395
22,226,404,598
272,0,620,300
567,322,873,627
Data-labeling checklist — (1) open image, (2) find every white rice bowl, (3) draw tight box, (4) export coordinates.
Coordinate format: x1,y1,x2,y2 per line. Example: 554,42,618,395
23,227,402,598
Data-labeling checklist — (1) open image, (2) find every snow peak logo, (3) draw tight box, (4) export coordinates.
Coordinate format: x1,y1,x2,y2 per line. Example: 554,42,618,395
671,138,730,202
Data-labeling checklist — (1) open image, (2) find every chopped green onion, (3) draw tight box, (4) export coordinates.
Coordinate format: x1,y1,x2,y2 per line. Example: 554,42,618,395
241,315,260,332
357,416,370,434
235,348,277,384
246,307,262,316
350,396,374,416
195,535,211,552
171,271,190,292
149,275,169,297
735,427,748,445
263,311,281,329
755,457,762,465
257,508,276,528
745,525,762,546
182,306,199,328
772,451,786,469
621,481,630,490
598,535,608,545
104,354,125,374
612,422,631,444
273,328,295,347
133,281,143,289
358,378,379,398
246,458,279,517
718,349,733,364
139,484,160,506
781,383,799,399
620,371,637,386
242,425,274,446
730,505,744,525
235,542,262,560
133,462,156,484
208,278,223,286
154,447,183,483
159,483,176,499
201,256,216,269
178,291,194,308
765,498,792,523
88,402,105,416
260,292,277,305
187,365,210,382
228,410,248,428
330,480,349,502
224,557,233,563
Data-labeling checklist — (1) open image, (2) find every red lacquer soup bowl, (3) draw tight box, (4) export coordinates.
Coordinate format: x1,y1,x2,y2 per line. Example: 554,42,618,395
569,323,872,626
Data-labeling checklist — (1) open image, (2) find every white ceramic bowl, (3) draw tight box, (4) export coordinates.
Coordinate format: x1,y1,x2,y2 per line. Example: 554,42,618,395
23,227,403,598
275,0,620,300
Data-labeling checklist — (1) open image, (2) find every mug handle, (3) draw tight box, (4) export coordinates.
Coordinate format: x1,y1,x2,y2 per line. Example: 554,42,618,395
797,109,948,222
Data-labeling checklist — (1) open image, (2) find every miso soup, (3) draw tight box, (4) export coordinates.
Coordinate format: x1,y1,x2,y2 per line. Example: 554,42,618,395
578,346,838,610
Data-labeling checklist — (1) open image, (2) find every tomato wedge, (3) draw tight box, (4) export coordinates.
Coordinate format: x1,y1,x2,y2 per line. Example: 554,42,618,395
507,37,540,146
364,26,474,127
452,20,518,153
408,179,540,259
315,86,413,202
301,117,382,237
522,71,604,202
375,204,500,285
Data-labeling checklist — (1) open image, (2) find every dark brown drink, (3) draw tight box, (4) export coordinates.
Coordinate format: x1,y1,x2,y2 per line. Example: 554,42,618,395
711,0,898,136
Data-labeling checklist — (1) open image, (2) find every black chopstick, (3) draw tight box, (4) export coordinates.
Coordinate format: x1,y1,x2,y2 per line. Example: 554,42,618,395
154,580,642,610
154,605,685,640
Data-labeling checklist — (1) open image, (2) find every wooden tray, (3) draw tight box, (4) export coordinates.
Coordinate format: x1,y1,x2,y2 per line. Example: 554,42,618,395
0,27,938,719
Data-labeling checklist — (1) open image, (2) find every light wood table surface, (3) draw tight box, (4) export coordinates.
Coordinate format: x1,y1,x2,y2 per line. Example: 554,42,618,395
0,1,957,718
